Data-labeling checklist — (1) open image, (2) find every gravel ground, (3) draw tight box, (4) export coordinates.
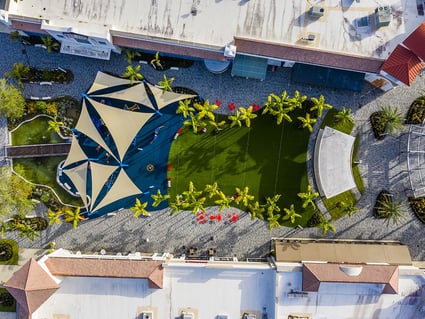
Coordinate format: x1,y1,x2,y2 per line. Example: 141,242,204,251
1,32,425,260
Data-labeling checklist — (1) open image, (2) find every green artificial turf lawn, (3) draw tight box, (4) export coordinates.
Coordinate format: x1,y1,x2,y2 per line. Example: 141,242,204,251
168,112,315,226
13,157,83,207
0,239,19,265
11,116,63,145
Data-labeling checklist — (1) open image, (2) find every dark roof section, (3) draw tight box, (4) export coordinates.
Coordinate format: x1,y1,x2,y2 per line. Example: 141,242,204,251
4,258,59,318
10,19,48,35
403,22,425,61
381,45,424,86
112,34,226,61
274,239,412,265
45,257,164,288
234,36,384,73
302,263,399,294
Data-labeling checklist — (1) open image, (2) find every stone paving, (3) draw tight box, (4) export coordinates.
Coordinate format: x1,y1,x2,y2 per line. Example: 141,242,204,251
1,32,425,260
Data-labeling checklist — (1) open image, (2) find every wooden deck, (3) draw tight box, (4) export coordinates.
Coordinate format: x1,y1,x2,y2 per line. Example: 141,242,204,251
6,143,71,158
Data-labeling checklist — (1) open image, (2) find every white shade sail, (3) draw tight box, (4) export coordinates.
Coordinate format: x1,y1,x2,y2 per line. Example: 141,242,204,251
89,162,120,211
146,82,195,110
87,71,133,94
62,135,87,169
63,162,89,209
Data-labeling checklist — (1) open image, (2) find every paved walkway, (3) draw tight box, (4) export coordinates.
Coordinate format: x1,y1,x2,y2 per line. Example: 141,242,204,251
1,32,425,260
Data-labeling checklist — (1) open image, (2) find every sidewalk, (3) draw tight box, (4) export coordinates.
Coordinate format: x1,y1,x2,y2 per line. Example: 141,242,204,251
0,32,425,260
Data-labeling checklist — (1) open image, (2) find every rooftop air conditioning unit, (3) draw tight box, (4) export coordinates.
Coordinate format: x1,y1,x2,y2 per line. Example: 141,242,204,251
224,44,236,59
181,313,194,319
141,311,153,319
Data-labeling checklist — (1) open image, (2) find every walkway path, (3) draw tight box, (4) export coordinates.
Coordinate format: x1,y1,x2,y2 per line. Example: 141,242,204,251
1,32,425,260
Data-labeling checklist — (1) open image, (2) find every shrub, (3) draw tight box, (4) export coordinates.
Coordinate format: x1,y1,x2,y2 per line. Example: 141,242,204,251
0,242,13,261
45,102,58,115
36,101,48,113
374,191,392,218
406,96,425,124
0,291,15,308
370,111,387,139
409,196,425,224
307,210,322,227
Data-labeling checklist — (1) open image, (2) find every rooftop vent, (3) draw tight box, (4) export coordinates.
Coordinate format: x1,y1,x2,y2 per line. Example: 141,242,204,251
339,265,363,276
375,6,391,28
308,6,325,17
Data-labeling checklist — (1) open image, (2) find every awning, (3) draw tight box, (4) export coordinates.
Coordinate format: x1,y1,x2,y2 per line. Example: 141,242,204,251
231,54,268,81
292,63,365,91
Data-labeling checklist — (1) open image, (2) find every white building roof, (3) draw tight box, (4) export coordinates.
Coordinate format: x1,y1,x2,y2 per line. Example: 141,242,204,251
5,0,424,60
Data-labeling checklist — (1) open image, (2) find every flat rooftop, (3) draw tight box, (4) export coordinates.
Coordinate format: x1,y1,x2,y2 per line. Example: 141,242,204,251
277,270,425,319
5,0,423,60
33,261,276,319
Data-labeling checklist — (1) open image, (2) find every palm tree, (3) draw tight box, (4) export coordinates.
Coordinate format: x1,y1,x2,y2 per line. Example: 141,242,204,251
338,201,359,217
318,216,336,235
310,95,333,118
267,212,281,230
151,189,170,207
150,51,163,69
248,201,265,220
184,112,206,134
239,106,257,127
5,62,30,90
131,198,150,218
262,194,282,216
283,204,302,224
204,182,220,198
379,105,404,136
263,91,294,125
15,222,39,241
41,35,60,53
64,207,85,229
46,208,62,226
47,115,64,134
297,113,317,133
234,186,254,206
123,48,141,64
375,195,407,226
214,191,233,211
0,220,9,239
169,195,184,215
297,185,319,209
177,99,195,118
334,106,354,124
194,100,218,121
228,110,243,128
189,196,206,214
182,181,202,203
288,90,307,110
272,105,293,125
208,119,227,133
122,64,144,85
158,74,175,93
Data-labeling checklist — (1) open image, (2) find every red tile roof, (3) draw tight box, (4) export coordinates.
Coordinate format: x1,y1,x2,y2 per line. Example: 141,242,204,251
45,257,164,288
302,263,399,294
381,45,424,86
234,36,384,73
4,258,59,317
403,22,425,61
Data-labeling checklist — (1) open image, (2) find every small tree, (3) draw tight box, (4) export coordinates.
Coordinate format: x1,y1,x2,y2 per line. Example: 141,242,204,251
379,105,404,136
317,215,336,235
183,112,206,134
297,113,317,133
0,79,26,120
214,191,233,211
375,194,407,226
248,201,265,220
64,207,85,229
267,211,281,230
48,115,64,134
123,48,141,64
239,106,257,127
46,208,63,226
5,63,30,90
131,198,150,218
228,110,243,128
177,99,195,118
283,204,302,224
297,185,319,209
234,186,254,207
262,194,281,216
41,35,60,53
169,195,184,215
150,51,163,69
122,65,144,85
334,106,354,124
151,189,170,207
204,182,220,198
310,95,332,118
194,100,218,121
157,74,175,93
